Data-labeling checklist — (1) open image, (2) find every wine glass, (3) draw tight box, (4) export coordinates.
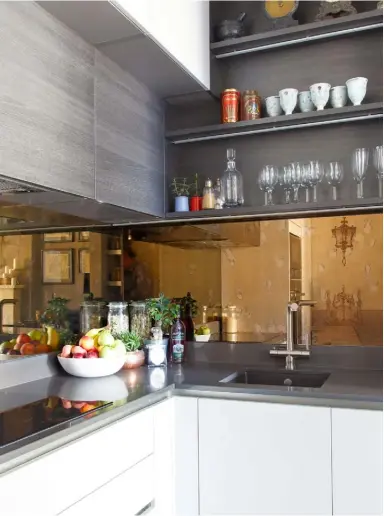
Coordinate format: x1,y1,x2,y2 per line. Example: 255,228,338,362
289,162,303,203
307,160,324,202
373,145,383,198
301,163,312,203
351,148,369,199
325,162,344,200
258,165,278,205
279,166,293,204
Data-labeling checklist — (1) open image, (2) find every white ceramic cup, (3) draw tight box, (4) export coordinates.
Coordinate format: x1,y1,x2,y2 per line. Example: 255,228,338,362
265,95,283,117
279,88,298,115
346,77,368,106
330,85,348,108
298,91,315,113
310,83,331,111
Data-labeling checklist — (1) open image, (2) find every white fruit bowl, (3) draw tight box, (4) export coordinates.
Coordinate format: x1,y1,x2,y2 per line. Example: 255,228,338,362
58,356,125,378
194,334,210,343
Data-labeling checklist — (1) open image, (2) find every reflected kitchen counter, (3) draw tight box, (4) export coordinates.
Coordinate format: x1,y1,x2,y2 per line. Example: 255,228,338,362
0,342,382,474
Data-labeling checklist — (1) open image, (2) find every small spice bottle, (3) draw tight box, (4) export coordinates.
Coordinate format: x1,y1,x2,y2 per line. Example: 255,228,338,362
202,179,215,209
241,90,262,121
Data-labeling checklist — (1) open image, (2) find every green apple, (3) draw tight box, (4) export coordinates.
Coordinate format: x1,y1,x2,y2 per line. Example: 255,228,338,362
99,345,119,359
114,339,127,357
98,330,115,348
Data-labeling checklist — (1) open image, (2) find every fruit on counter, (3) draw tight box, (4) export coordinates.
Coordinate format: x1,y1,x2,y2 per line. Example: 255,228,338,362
9,349,21,355
86,349,99,358
61,399,72,410
16,333,31,346
114,339,127,357
28,329,44,342
98,345,119,359
72,401,86,409
61,344,74,358
79,335,95,351
97,330,115,348
0,341,14,354
46,326,60,350
72,346,87,358
20,342,36,355
195,325,211,336
85,328,105,338
35,343,51,354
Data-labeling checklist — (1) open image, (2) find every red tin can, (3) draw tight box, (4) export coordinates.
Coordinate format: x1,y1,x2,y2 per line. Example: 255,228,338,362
221,89,240,123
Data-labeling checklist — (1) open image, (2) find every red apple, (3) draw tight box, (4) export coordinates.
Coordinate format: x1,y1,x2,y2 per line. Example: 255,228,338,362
72,345,86,356
16,333,31,347
79,335,95,352
72,401,85,409
73,353,85,359
87,349,99,358
61,344,74,358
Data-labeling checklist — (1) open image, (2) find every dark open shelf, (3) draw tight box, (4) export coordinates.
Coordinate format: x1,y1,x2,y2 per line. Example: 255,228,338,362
166,103,383,144
211,10,383,59
165,198,383,223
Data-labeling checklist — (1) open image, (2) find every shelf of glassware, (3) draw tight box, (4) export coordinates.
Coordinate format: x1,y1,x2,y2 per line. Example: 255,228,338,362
165,197,382,221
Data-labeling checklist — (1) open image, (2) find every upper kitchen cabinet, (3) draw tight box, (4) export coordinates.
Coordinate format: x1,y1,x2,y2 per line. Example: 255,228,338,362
115,0,210,91
0,2,95,199
94,52,165,217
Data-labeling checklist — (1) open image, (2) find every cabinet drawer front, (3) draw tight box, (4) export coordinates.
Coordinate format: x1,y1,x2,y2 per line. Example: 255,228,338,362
61,454,154,516
0,408,154,515
332,408,383,515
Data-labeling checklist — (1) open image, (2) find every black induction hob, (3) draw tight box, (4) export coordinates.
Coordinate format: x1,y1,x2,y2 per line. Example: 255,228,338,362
0,396,112,455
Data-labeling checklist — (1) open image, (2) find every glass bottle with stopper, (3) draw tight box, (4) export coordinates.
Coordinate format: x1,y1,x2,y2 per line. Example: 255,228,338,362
221,148,244,207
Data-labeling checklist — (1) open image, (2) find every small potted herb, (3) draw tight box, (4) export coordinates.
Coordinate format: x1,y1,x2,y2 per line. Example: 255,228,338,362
190,174,201,212
171,178,190,212
117,331,145,369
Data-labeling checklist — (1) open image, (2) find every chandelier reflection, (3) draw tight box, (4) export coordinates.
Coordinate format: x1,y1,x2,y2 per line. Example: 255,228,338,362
332,217,356,266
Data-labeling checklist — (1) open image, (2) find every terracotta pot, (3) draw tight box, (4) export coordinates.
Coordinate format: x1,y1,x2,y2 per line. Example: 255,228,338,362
123,350,145,369
190,196,201,211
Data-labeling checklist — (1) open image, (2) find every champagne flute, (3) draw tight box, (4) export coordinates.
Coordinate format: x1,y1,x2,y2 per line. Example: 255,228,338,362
351,148,369,199
307,160,324,202
301,163,312,203
373,145,383,198
290,162,303,203
325,162,344,201
279,165,293,204
258,165,278,205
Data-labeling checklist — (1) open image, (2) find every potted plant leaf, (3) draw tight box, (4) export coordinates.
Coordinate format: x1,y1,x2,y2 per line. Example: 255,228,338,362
117,331,145,369
190,174,201,212
171,177,190,212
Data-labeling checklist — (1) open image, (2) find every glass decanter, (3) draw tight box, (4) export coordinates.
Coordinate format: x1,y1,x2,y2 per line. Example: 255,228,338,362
221,148,244,207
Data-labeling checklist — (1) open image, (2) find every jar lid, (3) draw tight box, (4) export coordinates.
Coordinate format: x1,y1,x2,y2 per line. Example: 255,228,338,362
81,300,106,307
205,179,213,187
129,301,146,307
108,301,128,307
243,89,259,95
222,88,239,93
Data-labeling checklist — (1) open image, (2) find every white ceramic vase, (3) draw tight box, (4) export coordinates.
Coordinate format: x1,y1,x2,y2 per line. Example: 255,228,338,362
298,91,315,113
265,95,282,117
310,83,331,111
330,86,348,108
346,77,368,106
279,88,298,115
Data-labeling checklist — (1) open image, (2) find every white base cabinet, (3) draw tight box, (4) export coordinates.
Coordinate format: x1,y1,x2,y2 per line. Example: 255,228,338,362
198,399,333,515
332,408,383,515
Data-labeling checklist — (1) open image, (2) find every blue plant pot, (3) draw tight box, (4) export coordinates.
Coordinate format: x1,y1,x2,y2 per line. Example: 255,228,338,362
174,196,189,212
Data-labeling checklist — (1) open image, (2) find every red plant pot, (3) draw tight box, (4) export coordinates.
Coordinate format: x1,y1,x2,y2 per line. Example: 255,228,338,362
190,196,201,211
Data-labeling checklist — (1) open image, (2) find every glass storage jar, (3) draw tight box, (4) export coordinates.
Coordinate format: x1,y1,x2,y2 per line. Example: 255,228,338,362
223,305,240,334
80,301,107,334
108,301,129,337
129,301,151,340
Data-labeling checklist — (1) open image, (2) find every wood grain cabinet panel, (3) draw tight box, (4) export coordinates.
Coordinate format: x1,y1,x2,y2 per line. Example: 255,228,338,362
95,51,165,217
0,2,95,198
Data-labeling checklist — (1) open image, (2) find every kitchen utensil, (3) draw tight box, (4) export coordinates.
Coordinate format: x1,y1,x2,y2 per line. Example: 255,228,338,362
346,77,368,106
279,88,298,115
352,148,369,198
330,86,348,108
265,95,283,117
326,162,344,200
298,91,315,113
215,12,246,41
373,145,383,197
258,165,279,205
310,83,331,111
57,356,126,378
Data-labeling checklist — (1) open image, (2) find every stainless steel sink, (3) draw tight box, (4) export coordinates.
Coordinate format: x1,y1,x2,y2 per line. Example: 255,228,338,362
220,369,330,388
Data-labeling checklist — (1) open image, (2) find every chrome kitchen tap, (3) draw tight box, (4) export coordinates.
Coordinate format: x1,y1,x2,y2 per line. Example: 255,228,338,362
270,300,316,370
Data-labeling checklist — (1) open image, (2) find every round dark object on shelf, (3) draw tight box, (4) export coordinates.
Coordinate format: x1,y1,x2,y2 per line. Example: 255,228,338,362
215,16,246,42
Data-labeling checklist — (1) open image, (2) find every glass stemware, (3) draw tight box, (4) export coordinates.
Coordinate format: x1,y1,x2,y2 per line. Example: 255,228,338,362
289,162,303,203
325,162,344,200
279,166,293,204
373,145,383,198
300,164,312,203
307,160,324,203
258,165,279,205
351,148,369,199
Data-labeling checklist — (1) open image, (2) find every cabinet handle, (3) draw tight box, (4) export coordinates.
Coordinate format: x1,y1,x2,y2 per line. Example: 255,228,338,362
136,499,155,515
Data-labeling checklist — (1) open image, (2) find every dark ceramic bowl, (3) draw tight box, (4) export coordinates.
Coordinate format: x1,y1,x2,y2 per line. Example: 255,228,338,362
215,19,245,42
